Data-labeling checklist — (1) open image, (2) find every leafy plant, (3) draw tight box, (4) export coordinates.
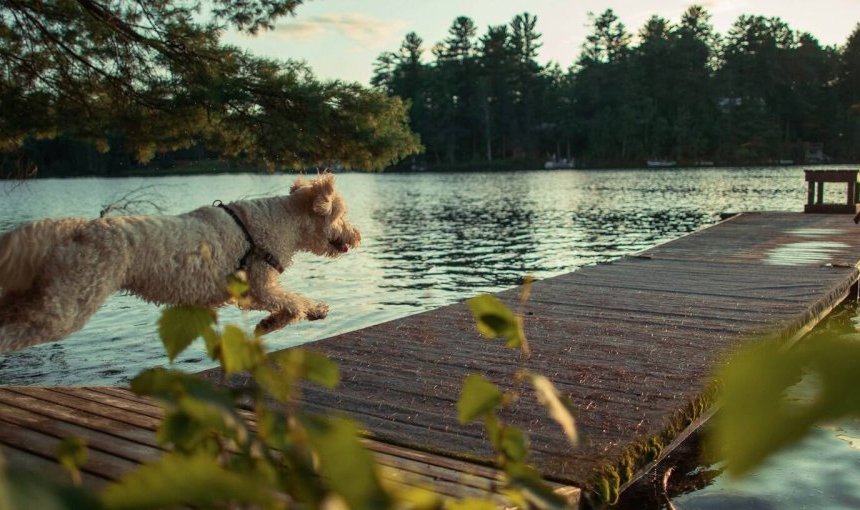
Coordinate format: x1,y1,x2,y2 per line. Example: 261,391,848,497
459,278,579,509
0,275,580,509
56,437,88,487
708,334,860,477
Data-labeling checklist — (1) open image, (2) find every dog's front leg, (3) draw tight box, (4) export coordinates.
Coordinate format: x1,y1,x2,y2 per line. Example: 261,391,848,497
249,284,329,335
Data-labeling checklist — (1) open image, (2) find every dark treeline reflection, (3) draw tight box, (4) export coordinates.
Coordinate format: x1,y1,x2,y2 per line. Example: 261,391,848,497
373,199,540,293
368,172,712,297
372,7,860,168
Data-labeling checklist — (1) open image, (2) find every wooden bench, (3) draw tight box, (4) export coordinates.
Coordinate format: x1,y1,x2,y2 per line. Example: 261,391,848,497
804,169,860,214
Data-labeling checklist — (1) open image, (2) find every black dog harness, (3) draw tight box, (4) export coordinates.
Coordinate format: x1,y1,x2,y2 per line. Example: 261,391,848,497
213,200,285,273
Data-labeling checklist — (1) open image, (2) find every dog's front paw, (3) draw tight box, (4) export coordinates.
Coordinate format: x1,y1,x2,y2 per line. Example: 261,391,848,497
306,302,329,321
255,310,296,335
254,316,277,336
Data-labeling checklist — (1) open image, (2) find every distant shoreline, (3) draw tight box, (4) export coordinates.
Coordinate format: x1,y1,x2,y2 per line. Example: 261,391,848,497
5,159,858,180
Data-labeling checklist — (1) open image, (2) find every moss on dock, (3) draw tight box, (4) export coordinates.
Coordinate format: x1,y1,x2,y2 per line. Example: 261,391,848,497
585,383,721,507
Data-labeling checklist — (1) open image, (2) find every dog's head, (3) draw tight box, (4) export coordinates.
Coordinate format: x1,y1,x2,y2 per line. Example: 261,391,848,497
289,174,361,257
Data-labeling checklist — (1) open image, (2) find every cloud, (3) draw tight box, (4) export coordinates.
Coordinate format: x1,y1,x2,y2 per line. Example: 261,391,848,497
273,21,326,40
272,12,408,44
701,0,753,14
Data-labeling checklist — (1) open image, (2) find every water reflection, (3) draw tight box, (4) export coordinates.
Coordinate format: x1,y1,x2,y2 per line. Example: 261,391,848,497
373,196,540,290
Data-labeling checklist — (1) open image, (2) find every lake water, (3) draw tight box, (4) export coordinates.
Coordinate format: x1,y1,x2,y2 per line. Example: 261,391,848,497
0,166,857,507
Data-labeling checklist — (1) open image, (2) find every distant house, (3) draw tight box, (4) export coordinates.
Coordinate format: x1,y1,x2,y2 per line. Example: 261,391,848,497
718,97,742,113
804,143,829,164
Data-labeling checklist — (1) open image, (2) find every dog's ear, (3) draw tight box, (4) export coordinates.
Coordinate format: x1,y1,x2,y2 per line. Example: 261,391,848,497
311,174,335,216
290,177,308,194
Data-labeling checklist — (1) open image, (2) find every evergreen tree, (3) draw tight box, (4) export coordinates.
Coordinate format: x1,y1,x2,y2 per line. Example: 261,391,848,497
838,24,860,159
508,13,544,159
1,0,420,172
477,25,514,161
435,16,480,162
574,9,634,163
672,5,719,161
370,8,857,169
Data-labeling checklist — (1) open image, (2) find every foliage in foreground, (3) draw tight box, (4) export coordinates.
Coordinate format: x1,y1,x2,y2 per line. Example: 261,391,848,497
708,333,860,477
0,277,579,510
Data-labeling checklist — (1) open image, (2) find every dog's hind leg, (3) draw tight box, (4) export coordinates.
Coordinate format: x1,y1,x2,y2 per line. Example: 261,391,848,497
0,242,126,353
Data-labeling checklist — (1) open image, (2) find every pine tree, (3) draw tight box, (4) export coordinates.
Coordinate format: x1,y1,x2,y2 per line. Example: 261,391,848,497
0,0,420,171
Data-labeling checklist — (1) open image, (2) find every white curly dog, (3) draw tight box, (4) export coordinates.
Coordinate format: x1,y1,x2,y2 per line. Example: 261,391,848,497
0,174,360,353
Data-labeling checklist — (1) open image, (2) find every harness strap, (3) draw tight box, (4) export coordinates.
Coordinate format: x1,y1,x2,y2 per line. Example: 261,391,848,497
213,200,285,273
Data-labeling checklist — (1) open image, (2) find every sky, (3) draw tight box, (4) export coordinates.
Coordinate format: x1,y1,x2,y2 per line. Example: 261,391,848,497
222,0,860,84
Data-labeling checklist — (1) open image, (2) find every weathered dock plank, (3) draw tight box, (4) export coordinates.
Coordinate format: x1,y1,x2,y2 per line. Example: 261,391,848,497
0,386,522,501
2,211,859,505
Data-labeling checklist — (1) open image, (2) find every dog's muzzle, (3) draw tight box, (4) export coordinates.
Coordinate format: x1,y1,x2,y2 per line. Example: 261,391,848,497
329,239,350,253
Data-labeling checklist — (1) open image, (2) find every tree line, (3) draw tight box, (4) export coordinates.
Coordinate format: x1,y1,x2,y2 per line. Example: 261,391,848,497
372,6,860,169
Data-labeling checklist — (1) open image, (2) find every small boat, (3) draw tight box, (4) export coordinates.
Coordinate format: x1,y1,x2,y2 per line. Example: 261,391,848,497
646,160,677,168
544,158,575,169
778,159,794,165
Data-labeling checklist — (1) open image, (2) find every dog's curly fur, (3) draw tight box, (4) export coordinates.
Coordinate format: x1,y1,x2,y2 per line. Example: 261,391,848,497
0,174,360,353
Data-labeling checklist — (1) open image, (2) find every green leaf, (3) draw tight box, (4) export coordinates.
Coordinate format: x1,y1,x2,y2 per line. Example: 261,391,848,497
257,407,290,450
457,374,503,424
708,341,808,476
100,453,275,510
202,327,221,360
505,463,570,510
500,426,529,464
56,437,87,486
302,415,391,510
220,325,263,374
157,397,247,454
253,348,334,403
131,368,234,409
445,499,500,510
1,468,103,510
270,349,304,386
531,375,578,446
709,336,860,477
157,306,216,362
484,413,502,450
254,363,295,402
466,295,526,351
394,486,442,510
157,409,210,452
226,271,250,299
300,349,340,389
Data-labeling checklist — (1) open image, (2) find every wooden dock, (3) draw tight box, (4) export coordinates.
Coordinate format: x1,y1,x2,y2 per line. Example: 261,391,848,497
0,385,539,501
3,211,860,506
